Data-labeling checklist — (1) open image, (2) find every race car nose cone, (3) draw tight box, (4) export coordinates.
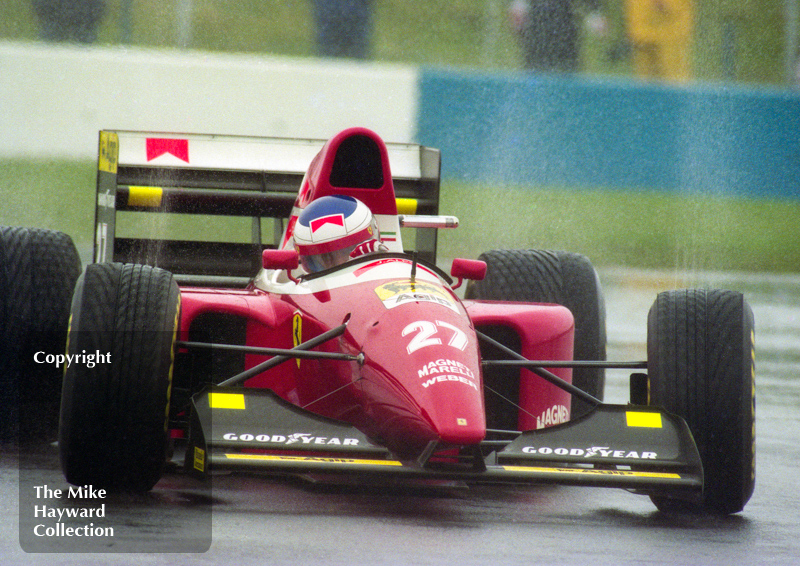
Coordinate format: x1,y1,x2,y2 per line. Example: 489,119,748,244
424,399,486,447
355,359,486,458
410,355,486,448
357,293,487,457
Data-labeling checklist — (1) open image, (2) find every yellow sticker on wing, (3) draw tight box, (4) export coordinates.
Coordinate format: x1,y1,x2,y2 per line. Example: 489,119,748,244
626,411,663,428
98,131,118,173
209,392,246,410
193,447,205,472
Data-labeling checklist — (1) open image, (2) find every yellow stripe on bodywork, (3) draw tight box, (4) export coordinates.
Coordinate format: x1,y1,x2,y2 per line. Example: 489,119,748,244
502,465,680,479
625,411,663,428
127,186,163,207
292,312,302,368
209,392,246,410
224,454,403,467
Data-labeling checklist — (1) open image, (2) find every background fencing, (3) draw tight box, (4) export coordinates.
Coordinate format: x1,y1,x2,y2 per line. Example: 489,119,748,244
3,41,799,200
417,68,800,199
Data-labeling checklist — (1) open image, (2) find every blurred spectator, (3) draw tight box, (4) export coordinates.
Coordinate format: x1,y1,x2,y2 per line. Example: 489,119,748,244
625,0,693,81
312,0,374,60
509,0,605,72
32,0,106,44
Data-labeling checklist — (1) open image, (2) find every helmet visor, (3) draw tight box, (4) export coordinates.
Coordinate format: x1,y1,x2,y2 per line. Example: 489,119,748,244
299,244,358,273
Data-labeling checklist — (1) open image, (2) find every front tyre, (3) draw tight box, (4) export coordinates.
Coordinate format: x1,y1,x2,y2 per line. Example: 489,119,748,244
466,249,606,418
59,263,180,492
647,289,755,514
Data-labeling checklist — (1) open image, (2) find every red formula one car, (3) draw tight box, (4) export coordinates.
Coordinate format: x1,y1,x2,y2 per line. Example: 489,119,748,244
43,127,754,514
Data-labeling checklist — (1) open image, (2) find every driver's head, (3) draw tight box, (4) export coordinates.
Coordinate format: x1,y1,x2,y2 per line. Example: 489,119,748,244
293,195,379,273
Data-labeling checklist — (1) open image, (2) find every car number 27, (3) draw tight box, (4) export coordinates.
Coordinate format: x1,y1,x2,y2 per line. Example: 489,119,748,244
402,320,468,354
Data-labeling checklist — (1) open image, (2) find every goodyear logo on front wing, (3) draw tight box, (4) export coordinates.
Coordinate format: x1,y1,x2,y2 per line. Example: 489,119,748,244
375,280,457,312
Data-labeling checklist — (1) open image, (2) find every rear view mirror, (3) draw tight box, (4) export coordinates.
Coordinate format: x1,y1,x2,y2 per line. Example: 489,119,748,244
450,258,487,290
262,249,299,271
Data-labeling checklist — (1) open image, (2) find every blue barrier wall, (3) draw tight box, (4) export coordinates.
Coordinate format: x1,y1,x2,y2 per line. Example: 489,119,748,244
417,68,800,200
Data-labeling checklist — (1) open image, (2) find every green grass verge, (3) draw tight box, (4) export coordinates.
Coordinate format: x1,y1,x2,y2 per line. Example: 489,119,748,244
2,159,798,272
0,159,97,246
438,183,800,273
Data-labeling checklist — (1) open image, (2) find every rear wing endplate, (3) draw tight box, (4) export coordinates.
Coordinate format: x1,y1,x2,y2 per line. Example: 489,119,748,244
95,130,441,285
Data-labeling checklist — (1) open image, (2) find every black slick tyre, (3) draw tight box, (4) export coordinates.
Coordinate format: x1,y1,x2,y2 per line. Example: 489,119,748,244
647,289,755,514
0,226,82,442
59,263,180,492
465,249,606,420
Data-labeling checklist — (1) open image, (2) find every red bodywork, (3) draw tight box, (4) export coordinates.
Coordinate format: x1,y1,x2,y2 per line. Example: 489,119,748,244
176,127,575,460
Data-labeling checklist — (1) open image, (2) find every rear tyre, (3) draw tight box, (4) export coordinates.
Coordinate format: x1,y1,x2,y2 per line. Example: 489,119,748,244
0,227,82,442
465,249,606,418
59,263,180,492
647,289,755,514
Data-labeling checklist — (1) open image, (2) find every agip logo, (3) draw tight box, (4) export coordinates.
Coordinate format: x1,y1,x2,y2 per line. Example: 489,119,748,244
374,280,457,312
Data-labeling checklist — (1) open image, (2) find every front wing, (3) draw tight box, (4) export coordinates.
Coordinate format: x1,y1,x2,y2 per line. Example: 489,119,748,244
183,387,702,501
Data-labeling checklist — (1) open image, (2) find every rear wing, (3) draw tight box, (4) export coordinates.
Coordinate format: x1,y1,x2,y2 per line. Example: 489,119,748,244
94,130,441,286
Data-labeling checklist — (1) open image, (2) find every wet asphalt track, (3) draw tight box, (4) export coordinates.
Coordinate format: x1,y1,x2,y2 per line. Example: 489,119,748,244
2,268,799,565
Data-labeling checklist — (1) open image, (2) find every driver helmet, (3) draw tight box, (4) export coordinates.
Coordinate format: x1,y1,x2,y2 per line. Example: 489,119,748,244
293,195,380,273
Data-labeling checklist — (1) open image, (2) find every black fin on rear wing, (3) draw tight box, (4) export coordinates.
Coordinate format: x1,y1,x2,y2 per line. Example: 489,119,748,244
95,131,441,285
